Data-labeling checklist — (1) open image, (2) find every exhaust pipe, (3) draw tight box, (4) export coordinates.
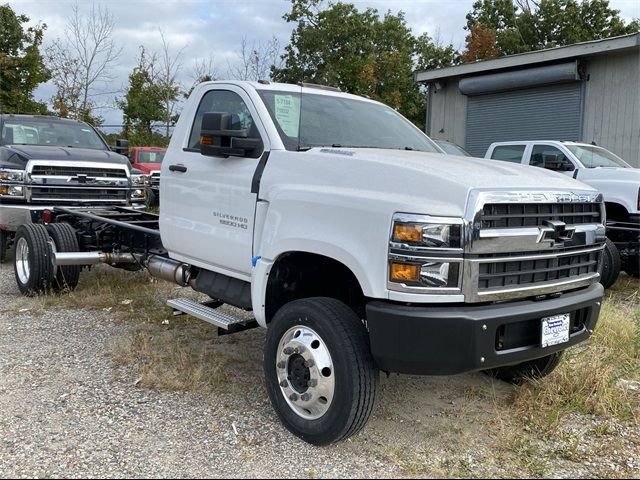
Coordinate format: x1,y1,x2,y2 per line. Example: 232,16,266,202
145,255,191,286
54,251,191,287
54,251,137,266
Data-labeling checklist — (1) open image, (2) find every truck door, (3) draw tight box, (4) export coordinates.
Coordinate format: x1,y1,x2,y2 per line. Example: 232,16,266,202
162,86,267,278
529,144,576,177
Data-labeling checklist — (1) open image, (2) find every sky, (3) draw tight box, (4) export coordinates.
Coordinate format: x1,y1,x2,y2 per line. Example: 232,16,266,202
10,0,640,130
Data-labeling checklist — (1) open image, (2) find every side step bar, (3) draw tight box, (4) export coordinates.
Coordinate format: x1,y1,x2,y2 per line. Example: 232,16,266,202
167,298,252,331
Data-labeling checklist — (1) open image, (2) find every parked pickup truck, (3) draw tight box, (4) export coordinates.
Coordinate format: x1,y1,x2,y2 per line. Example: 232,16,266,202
14,82,606,445
128,146,166,206
485,140,640,285
0,115,146,261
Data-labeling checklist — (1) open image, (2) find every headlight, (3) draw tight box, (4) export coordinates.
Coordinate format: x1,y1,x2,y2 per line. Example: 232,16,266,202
0,185,24,197
388,214,464,292
391,216,462,249
0,168,24,182
131,174,148,185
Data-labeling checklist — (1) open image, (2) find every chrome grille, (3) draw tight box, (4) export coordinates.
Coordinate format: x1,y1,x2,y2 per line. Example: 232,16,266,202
31,165,127,178
150,171,161,186
26,160,130,205
477,247,600,290
462,191,605,302
481,202,601,229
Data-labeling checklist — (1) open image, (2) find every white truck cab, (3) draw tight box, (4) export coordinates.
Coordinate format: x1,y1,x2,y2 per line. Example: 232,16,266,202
17,82,609,445
485,140,639,279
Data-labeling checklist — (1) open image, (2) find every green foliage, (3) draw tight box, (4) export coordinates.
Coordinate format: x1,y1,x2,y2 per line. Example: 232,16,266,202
466,0,640,57
0,4,50,114
117,47,168,146
272,0,457,129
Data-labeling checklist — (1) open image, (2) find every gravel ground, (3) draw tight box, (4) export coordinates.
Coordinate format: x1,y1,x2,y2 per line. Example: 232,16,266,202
0,261,638,478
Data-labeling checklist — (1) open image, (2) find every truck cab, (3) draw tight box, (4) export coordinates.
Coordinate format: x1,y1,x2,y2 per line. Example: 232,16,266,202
16,82,608,445
485,140,639,278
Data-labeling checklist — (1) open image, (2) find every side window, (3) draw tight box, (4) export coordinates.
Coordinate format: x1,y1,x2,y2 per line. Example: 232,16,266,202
490,145,526,163
530,145,574,171
188,90,259,150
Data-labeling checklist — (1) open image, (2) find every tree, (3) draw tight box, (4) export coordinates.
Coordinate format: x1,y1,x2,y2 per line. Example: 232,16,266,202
465,0,640,56
0,4,50,114
184,54,218,98
462,23,500,62
272,0,457,128
46,2,121,124
117,47,167,146
157,30,184,138
227,36,282,81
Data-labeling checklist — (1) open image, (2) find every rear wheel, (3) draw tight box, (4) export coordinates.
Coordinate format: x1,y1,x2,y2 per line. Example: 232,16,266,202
13,224,54,296
601,238,621,289
622,256,639,278
483,352,563,384
264,297,378,445
46,223,81,291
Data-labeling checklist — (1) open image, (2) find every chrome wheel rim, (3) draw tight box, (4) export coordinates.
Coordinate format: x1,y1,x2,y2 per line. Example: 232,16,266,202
276,325,335,420
15,237,30,285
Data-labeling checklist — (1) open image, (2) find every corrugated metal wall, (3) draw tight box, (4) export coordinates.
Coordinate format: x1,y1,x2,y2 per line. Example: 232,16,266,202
464,83,583,157
582,51,640,167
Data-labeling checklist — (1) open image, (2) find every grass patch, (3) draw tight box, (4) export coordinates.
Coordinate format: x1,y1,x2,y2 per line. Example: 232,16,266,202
510,275,640,429
108,321,230,391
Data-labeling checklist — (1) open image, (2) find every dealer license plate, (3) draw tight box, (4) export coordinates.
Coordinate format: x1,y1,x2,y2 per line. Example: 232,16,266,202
541,313,570,348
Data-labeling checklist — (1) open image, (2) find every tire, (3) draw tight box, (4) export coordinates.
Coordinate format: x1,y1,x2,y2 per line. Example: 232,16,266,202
483,352,563,385
601,238,621,289
46,223,81,291
264,297,379,445
13,224,54,296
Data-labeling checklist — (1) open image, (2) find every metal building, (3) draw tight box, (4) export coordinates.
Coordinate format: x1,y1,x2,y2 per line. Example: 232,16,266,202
416,33,640,166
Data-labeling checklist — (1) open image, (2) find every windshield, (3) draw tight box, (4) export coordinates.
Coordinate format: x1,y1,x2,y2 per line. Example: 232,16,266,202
566,144,630,168
436,140,470,157
137,151,165,163
0,118,107,150
257,90,440,153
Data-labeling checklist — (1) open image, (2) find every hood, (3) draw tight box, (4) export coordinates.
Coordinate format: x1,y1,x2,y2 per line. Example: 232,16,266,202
577,166,640,183
1,145,130,167
262,148,599,218
133,163,162,173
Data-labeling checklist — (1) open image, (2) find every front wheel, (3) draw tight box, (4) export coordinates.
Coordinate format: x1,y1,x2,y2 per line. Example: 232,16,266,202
483,352,563,384
264,297,378,445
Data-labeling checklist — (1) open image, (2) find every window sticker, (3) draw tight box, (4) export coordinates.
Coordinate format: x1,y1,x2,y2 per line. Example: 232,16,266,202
274,95,300,137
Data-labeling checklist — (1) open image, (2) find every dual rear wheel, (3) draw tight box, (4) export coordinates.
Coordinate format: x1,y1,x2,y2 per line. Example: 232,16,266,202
13,223,80,295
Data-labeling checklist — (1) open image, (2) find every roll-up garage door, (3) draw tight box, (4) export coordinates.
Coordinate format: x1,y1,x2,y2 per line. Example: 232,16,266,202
465,82,583,157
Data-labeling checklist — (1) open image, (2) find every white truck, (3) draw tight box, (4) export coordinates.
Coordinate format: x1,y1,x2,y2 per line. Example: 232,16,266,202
485,140,640,285
13,81,606,445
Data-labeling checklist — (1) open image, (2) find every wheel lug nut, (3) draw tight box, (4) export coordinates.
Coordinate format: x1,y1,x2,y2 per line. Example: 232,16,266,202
289,393,299,401
301,393,312,402
304,360,315,368
277,361,286,369
283,347,294,355
280,380,288,388
308,379,317,387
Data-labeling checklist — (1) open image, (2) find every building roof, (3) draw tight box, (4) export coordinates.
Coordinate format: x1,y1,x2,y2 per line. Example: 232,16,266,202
415,32,640,83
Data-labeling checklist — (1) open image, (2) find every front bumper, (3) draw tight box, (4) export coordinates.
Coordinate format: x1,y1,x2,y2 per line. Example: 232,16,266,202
366,283,603,375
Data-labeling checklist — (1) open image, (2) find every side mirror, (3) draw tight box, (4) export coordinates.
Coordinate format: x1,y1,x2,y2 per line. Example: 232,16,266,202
199,112,261,158
113,139,129,154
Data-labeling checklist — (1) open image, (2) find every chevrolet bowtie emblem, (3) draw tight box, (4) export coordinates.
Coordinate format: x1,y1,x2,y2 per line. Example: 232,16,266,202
68,174,96,184
537,220,575,244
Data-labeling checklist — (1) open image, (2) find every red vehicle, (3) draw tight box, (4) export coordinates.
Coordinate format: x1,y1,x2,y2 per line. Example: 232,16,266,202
129,146,166,174
129,146,166,206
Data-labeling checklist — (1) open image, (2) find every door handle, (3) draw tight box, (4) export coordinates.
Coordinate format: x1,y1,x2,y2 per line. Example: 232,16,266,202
169,164,187,173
